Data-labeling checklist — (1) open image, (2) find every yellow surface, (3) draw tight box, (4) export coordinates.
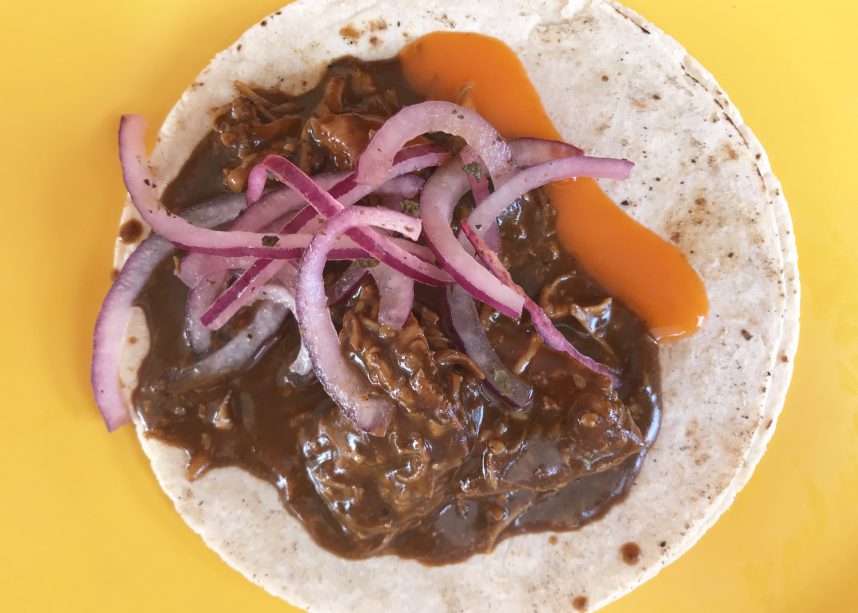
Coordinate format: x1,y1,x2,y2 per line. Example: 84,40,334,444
1,1,855,611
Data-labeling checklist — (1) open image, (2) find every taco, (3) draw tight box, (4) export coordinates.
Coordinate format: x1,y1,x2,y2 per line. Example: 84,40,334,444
93,0,799,611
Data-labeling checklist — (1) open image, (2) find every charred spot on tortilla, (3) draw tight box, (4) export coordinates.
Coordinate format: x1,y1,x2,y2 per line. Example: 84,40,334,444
119,219,143,243
127,55,663,564
620,542,642,565
339,25,360,42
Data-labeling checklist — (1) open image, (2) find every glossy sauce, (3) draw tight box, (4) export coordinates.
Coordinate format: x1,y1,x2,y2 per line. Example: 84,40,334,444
400,32,708,341
133,56,662,565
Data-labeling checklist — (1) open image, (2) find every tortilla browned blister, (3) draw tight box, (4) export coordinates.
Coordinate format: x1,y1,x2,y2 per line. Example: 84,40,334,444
113,1,800,611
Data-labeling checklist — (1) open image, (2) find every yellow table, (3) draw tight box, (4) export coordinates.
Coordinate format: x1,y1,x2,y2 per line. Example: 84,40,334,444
2,1,855,611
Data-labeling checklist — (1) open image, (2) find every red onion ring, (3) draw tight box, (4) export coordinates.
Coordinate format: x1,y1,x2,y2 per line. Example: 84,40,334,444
420,158,525,317
374,174,425,200
509,137,583,166
92,194,248,430
460,221,617,384
201,260,294,330
179,191,248,226
183,270,306,385
296,207,423,435
201,166,438,332
106,116,627,433
370,264,414,329
483,137,586,248
185,272,226,353
177,274,308,386
237,173,346,230
119,116,325,259
264,268,312,377
179,194,265,351
277,204,319,235
356,101,516,188
247,155,449,286
327,264,370,306
465,155,634,240
120,117,449,264
279,174,425,234
201,235,439,331
177,175,344,287
164,139,445,298
260,283,312,377
181,232,433,291
444,284,532,408
173,299,289,386
459,145,490,204
92,236,173,430
179,257,252,288
190,165,438,331
422,153,633,317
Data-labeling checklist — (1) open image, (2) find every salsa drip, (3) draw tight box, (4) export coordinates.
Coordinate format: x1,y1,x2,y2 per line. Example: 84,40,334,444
133,57,661,564
401,32,708,341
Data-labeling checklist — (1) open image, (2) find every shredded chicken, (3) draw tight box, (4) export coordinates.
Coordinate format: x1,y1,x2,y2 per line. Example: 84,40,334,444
211,63,401,191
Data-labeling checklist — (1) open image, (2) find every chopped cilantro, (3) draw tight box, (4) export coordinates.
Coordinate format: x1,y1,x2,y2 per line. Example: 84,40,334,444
261,235,279,247
401,199,420,216
462,162,482,181
492,369,511,394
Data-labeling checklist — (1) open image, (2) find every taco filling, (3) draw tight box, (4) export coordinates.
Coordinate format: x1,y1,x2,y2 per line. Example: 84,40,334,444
95,35,707,565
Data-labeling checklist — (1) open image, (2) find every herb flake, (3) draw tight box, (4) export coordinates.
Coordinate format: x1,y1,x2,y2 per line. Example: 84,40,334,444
492,369,512,394
401,199,420,216
261,235,279,247
462,162,482,181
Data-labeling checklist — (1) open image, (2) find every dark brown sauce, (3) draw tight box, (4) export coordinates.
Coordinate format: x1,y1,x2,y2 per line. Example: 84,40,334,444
621,542,642,565
572,595,589,611
132,57,661,565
